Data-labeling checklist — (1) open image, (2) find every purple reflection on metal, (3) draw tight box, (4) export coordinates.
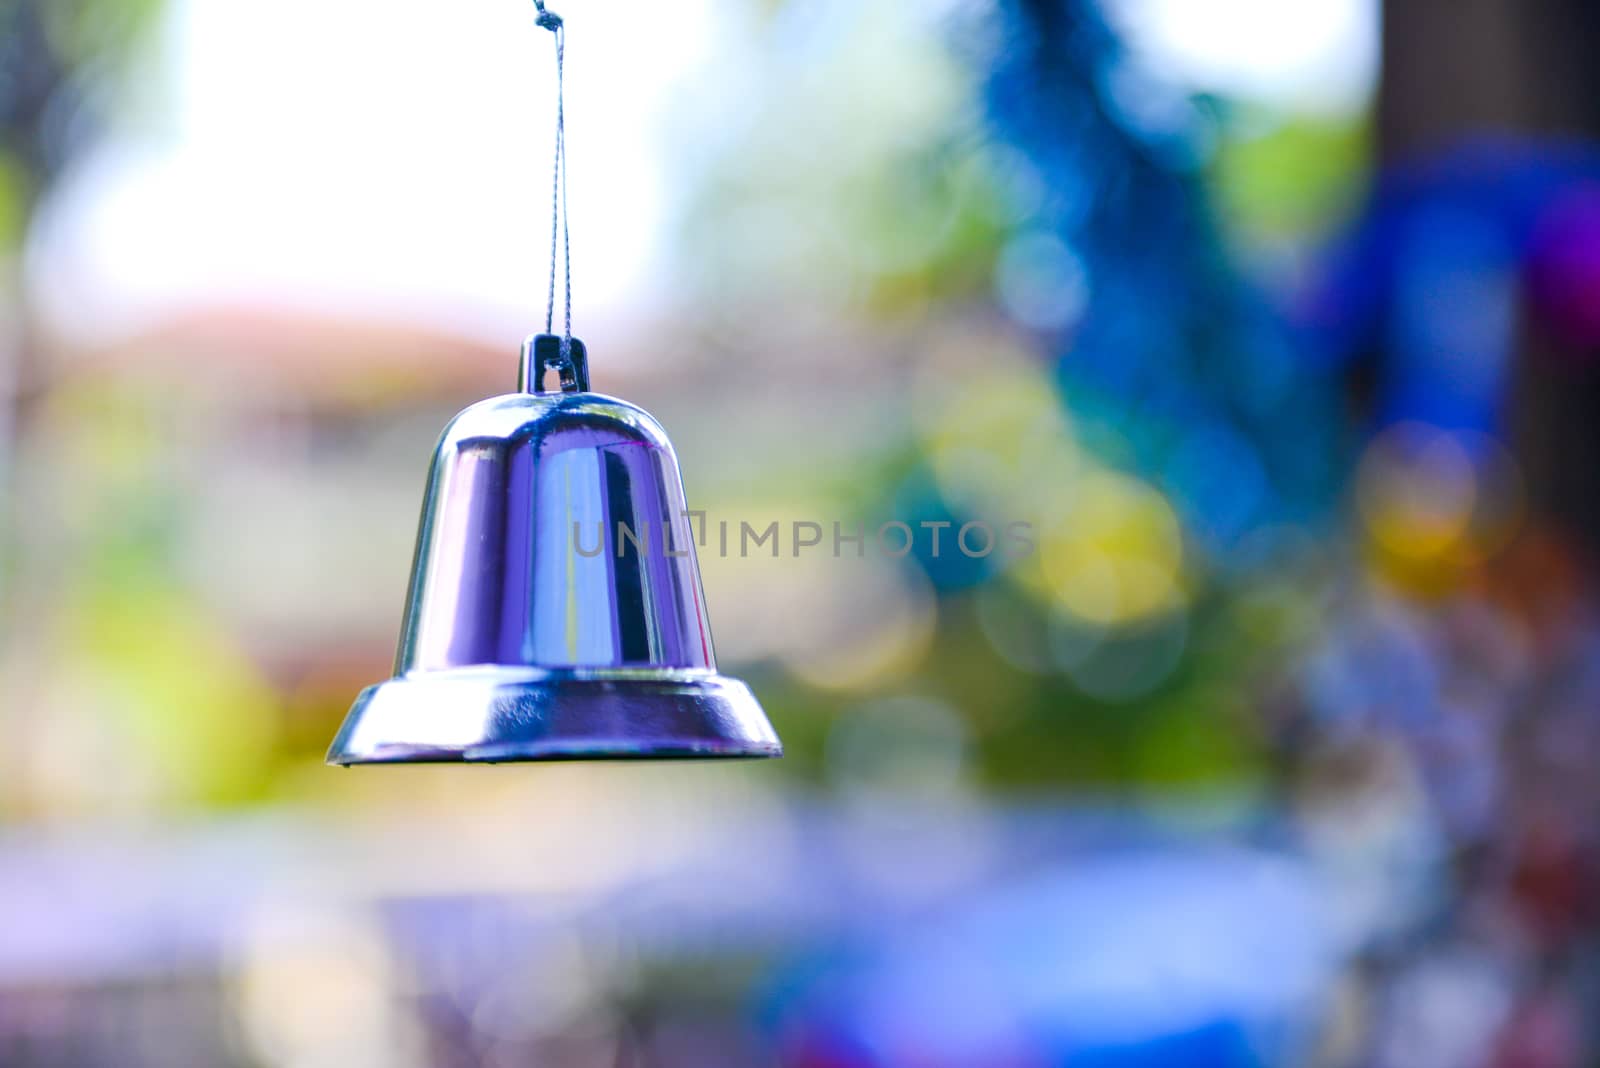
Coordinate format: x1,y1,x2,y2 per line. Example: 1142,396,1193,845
401,398,712,673
328,388,780,765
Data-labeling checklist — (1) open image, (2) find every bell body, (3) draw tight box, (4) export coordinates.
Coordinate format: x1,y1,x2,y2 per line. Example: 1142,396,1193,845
328,387,781,763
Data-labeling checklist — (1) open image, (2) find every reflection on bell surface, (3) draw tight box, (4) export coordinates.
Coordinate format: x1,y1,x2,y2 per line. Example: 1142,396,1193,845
327,335,782,764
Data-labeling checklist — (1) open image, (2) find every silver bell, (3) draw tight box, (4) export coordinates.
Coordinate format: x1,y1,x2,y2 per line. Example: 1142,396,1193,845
327,335,782,764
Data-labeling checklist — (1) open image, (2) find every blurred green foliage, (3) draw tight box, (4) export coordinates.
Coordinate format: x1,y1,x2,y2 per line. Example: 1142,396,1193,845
1210,108,1370,241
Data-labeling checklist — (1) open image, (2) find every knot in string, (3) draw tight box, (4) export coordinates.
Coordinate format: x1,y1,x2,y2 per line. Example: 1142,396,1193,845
532,0,563,31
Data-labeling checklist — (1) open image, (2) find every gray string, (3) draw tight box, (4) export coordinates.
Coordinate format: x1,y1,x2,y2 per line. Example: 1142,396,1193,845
533,0,572,366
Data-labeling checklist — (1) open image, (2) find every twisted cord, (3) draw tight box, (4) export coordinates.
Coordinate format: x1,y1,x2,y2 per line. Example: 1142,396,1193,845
533,1,572,366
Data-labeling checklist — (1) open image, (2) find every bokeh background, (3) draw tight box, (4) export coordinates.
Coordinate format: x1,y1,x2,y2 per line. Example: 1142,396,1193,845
4,0,1600,1064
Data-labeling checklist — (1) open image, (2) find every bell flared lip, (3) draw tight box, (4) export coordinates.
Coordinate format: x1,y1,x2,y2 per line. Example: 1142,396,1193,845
327,666,782,765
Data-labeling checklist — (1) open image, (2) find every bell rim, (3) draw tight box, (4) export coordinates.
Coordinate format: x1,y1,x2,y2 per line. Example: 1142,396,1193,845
326,668,782,765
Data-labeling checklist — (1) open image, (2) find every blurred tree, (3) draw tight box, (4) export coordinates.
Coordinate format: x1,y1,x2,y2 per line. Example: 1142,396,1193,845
0,0,164,400
0,0,163,241
988,0,1343,541
0,0,164,605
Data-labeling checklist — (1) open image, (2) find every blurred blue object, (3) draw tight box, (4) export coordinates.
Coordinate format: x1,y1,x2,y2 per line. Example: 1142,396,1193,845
770,847,1330,1067
1304,138,1600,432
983,0,1344,555
1065,1021,1258,1068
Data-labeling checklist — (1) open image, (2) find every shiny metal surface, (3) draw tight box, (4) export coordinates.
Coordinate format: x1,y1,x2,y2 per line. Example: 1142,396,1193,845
328,387,781,764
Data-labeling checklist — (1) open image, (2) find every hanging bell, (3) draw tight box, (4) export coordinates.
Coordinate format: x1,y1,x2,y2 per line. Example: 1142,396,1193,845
327,335,782,764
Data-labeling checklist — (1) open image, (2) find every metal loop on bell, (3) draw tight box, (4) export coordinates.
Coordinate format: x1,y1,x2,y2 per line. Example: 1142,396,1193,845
519,333,590,394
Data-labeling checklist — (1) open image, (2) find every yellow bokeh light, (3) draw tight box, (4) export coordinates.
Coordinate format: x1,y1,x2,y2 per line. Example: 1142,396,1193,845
1357,422,1478,560
917,358,1086,528
1019,470,1187,625
909,326,1189,626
